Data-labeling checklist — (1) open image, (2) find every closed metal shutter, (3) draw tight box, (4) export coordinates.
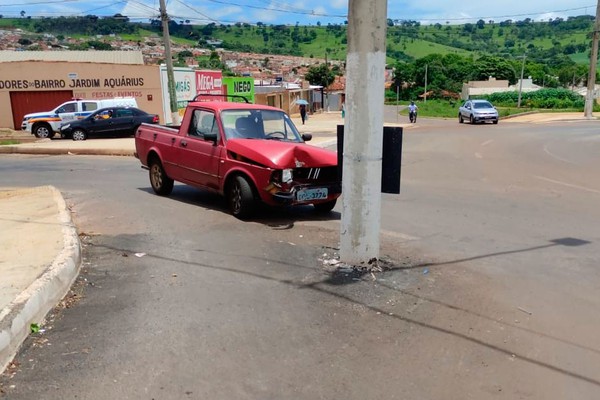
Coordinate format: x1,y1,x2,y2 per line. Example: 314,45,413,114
9,90,73,130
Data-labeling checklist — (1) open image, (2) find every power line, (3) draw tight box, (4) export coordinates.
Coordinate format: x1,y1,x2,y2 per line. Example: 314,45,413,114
0,0,78,6
254,0,316,15
1,1,596,28
78,1,127,16
411,5,596,22
202,0,346,18
173,0,219,24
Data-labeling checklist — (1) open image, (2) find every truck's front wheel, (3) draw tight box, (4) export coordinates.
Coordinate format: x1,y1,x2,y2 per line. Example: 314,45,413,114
33,123,55,139
149,159,174,196
228,175,256,219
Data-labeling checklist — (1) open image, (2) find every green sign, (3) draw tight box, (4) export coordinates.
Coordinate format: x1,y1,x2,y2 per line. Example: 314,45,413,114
222,77,254,103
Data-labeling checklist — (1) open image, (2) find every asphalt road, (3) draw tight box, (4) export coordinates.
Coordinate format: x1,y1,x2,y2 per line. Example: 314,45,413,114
1,118,599,399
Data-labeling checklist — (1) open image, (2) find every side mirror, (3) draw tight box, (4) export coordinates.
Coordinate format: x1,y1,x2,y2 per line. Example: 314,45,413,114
302,133,312,142
204,131,218,143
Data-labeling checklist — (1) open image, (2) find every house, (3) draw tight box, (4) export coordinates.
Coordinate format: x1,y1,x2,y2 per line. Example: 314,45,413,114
461,77,542,99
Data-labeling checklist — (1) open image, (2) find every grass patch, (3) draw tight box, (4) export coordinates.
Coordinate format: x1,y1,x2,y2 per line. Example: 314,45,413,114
391,99,581,119
0,140,20,145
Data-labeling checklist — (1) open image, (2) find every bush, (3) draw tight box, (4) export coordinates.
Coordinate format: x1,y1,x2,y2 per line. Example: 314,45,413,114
478,88,585,109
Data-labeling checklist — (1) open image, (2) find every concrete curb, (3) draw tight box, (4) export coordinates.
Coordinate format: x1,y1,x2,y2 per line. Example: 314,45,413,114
0,146,134,156
0,186,81,374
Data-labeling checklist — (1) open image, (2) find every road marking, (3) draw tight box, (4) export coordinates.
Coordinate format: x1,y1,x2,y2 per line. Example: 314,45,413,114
481,139,493,147
475,152,483,159
380,230,420,241
543,144,578,165
533,175,600,195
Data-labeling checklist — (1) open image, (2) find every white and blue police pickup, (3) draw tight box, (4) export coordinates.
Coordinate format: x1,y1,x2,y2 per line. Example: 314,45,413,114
23,98,137,138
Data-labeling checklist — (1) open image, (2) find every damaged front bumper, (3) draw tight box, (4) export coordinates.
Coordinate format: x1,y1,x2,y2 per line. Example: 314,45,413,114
269,182,342,205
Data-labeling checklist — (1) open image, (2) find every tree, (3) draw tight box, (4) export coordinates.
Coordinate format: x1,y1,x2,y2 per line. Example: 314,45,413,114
305,63,336,87
305,63,336,108
473,55,517,83
178,50,193,59
20,10,26,18
476,19,485,29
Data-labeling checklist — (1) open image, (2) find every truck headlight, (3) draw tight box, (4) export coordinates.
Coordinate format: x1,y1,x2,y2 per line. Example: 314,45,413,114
282,168,293,183
61,124,70,130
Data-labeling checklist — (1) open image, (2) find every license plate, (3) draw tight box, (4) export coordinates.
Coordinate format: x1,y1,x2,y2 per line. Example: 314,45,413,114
297,188,328,202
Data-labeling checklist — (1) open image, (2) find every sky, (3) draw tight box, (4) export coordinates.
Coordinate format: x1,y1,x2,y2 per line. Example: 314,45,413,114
0,0,597,26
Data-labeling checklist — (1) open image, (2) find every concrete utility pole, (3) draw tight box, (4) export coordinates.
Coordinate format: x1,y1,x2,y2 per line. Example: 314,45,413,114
517,54,526,108
340,0,387,265
159,0,179,125
423,64,428,103
584,0,600,118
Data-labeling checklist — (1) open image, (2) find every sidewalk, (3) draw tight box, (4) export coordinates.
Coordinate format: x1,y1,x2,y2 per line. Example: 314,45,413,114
0,186,80,373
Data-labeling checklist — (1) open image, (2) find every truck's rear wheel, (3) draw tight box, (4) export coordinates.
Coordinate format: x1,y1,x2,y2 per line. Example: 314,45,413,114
149,159,174,196
34,123,55,139
228,175,255,219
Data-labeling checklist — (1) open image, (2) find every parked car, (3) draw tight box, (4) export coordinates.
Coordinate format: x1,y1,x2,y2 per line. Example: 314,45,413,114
459,100,499,124
60,107,159,140
134,98,341,219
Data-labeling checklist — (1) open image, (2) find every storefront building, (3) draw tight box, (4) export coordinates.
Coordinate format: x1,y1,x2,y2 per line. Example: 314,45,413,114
0,51,163,129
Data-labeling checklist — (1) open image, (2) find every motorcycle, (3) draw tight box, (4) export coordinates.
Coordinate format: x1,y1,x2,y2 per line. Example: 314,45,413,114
409,110,417,123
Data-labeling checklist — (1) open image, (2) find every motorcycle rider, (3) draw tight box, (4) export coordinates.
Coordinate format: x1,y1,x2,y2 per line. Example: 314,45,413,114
408,101,418,123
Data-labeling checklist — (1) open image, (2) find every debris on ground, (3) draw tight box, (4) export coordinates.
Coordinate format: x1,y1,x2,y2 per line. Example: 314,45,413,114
517,307,532,315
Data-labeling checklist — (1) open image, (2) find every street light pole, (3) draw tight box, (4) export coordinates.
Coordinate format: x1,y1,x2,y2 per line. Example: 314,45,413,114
584,0,600,118
424,64,428,103
159,0,179,125
396,84,399,123
517,54,526,108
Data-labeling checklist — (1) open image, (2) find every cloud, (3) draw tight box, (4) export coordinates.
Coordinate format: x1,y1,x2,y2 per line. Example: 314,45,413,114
251,9,278,24
330,0,346,9
308,6,328,20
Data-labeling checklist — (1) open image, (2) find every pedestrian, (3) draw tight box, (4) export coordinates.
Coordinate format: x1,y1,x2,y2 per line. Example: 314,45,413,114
299,104,307,125
341,102,345,119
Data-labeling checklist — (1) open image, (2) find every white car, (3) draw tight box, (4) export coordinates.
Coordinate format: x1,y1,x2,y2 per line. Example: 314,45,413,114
459,100,499,124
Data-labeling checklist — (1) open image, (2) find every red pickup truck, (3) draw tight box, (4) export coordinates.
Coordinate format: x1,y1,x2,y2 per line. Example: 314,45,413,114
134,99,341,219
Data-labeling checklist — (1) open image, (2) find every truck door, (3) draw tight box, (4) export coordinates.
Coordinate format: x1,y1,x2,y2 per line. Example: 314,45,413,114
177,109,222,189
56,101,78,122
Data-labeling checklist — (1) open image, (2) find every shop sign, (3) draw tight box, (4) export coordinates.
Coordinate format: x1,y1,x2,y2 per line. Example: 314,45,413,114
0,76,145,91
159,66,197,124
196,70,223,96
222,77,254,103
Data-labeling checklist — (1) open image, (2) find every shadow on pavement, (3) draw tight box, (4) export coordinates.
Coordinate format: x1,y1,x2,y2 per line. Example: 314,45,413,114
136,184,341,226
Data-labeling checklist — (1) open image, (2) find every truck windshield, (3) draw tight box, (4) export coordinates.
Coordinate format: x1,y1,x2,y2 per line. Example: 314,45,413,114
221,109,303,142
